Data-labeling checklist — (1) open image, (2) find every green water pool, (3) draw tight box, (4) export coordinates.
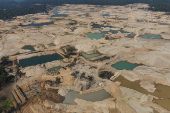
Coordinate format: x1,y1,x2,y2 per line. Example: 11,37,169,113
48,66,62,72
112,61,138,70
139,34,163,39
20,53,63,68
82,53,99,59
86,33,103,40
22,45,35,51
48,43,56,46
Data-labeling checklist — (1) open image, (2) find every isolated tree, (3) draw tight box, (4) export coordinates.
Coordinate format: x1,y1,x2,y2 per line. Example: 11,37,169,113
1,56,9,65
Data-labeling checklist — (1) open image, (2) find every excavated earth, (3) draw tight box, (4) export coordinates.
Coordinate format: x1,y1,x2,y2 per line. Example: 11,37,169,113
0,3,170,113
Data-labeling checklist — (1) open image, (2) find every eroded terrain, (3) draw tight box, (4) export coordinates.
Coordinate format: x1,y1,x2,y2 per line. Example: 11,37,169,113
0,3,170,113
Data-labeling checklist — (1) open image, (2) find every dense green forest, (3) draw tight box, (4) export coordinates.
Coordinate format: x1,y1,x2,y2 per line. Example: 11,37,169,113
0,0,170,20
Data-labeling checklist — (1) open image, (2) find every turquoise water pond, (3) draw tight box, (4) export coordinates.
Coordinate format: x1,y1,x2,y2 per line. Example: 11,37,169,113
20,53,63,68
48,66,62,72
100,30,128,34
102,14,110,17
22,45,35,51
139,34,163,39
112,61,138,70
52,14,68,17
63,89,110,104
101,30,118,34
86,33,103,40
21,22,52,27
120,30,129,33
82,53,99,59
128,33,136,37
48,43,56,46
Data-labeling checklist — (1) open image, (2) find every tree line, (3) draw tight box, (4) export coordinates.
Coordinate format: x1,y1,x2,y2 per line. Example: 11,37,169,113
0,0,170,20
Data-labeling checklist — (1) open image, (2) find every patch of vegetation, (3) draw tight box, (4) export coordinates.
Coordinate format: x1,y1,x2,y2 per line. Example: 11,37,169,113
65,53,77,58
0,99,14,113
70,27,77,32
14,60,25,78
0,57,11,87
99,71,114,79
63,45,77,58
0,57,24,88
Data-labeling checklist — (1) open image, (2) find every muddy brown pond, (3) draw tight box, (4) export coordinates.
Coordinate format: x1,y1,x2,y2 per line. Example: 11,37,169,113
114,76,170,110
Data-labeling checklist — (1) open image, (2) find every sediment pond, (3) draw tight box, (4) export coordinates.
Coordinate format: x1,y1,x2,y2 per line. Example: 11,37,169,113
52,14,68,17
128,33,136,37
48,43,56,46
22,45,35,51
102,14,110,17
101,30,118,34
20,53,63,68
21,22,52,27
112,61,138,70
92,24,114,28
86,33,103,40
139,34,163,39
120,30,129,33
63,89,110,104
153,99,170,111
114,76,170,110
48,66,62,72
82,53,99,59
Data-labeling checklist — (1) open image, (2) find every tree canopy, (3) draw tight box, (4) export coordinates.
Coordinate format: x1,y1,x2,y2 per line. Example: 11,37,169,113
0,0,170,20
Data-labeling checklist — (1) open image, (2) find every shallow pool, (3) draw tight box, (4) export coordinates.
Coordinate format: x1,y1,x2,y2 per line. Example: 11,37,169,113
120,30,129,34
101,30,118,34
48,43,56,46
86,33,103,40
92,24,113,28
102,14,110,17
139,34,163,39
114,76,170,111
21,22,52,27
153,99,170,111
22,45,35,51
48,66,62,72
63,89,110,104
52,14,68,17
112,61,138,70
128,33,136,37
82,53,99,59
20,53,63,68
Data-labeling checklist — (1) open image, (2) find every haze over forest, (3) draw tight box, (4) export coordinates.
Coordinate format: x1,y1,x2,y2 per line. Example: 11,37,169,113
0,0,170,19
